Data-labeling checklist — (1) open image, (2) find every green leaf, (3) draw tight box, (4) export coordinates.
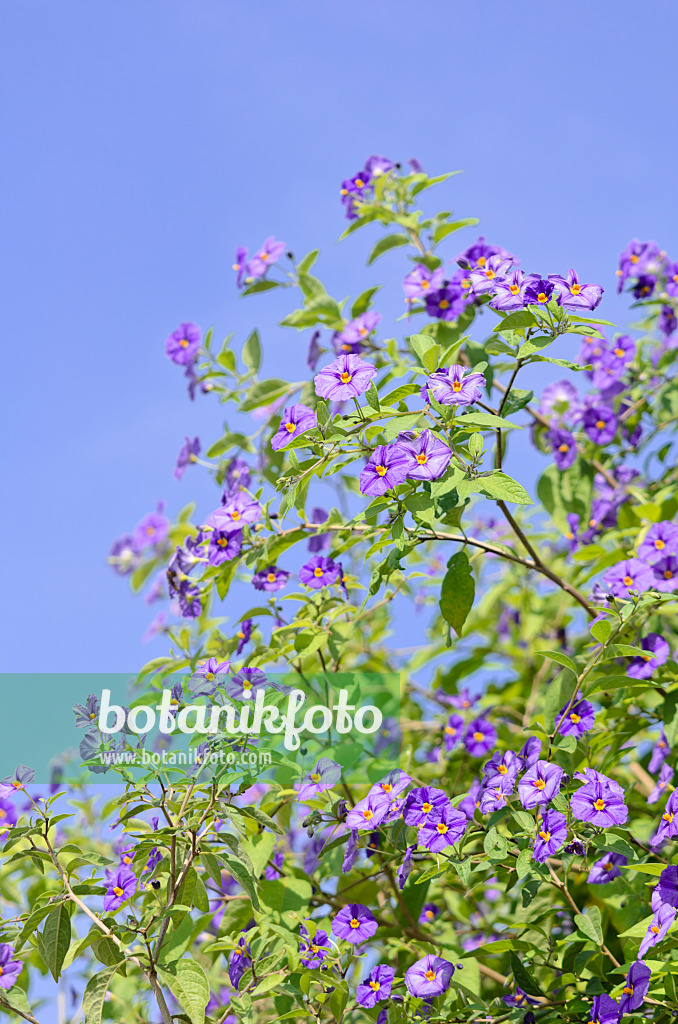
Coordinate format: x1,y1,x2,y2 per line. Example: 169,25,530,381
329,979,349,1019
297,249,319,274
252,971,286,998
157,959,210,1024
590,618,612,644
242,329,261,372
351,286,381,318
240,378,292,412
439,551,475,637
367,233,409,264
574,905,603,946
409,332,439,373
599,643,648,661
365,382,380,413
82,964,121,1024
536,650,577,675
456,412,521,431
15,901,66,952
41,904,72,981
477,471,532,505
493,310,539,331
433,217,480,243
509,952,544,997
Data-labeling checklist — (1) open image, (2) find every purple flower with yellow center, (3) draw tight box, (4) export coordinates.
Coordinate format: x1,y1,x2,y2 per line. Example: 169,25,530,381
339,312,381,348
651,557,678,592
591,351,626,390
548,269,603,310
533,808,567,862
405,955,454,998
299,554,340,589
657,864,678,907
478,782,512,815
396,429,452,481
174,436,200,480
482,751,521,792
618,961,651,1015
638,903,676,957
103,866,137,912
518,760,564,809
189,657,230,696
232,246,248,288
403,786,451,827
548,427,577,470
587,852,627,884
639,521,678,564
331,903,377,944
207,492,262,535
224,457,250,495
418,804,468,852
633,274,656,298
649,763,673,805
225,667,267,701
0,944,23,991
299,927,332,968
555,697,595,738
235,618,252,655
108,534,141,575
571,774,628,827
520,736,542,769
74,694,101,728
603,558,654,599
425,285,466,321
297,757,342,802
425,364,486,406
178,582,201,619
403,264,445,301
464,717,497,757
457,236,513,270
523,276,559,307
0,799,18,833
359,443,410,496
539,379,580,424
364,154,393,177
357,965,394,1008
443,713,464,751
134,509,170,549
649,726,671,773
271,404,316,450
503,988,540,1009
228,937,250,989
583,406,617,445
617,238,662,286
314,353,377,401
448,688,480,712
253,565,290,592
165,322,201,365
207,529,242,567
420,903,440,925
489,268,528,311
468,254,512,294
589,993,619,1024
247,236,286,279
346,791,391,830
368,769,411,802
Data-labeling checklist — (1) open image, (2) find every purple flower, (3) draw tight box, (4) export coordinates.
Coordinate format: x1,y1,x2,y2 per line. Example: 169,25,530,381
405,955,454,998
178,583,202,619
518,760,564,809
247,236,285,278
307,507,330,553
447,688,480,711
339,312,381,349
73,694,101,729
523,277,559,307
638,903,675,957
403,264,445,301
603,558,654,598
331,903,378,944
359,443,410,496
539,380,580,424
228,937,250,989
489,269,528,311
299,927,331,968
520,737,542,769
617,238,663,287
206,493,262,534
103,866,137,912
133,509,170,549
189,658,230,696
299,554,340,589
639,521,678,564
661,305,678,338
618,961,651,1015
418,804,468,852
306,329,322,370
555,697,595,738
420,903,440,925
253,565,290,592
571,773,628,827
548,427,577,470
649,763,673,805
224,457,251,494
464,718,497,757
403,787,451,827
235,619,252,655
346,792,392,830
648,727,671,774
0,944,22,991
583,406,617,446
396,429,452,481
657,863,678,907
396,845,416,888
425,285,466,321
503,987,540,1009
297,758,342,802
483,751,522,787
314,353,377,401
174,436,200,480
633,274,656,298
628,634,670,681
589,994,620,1024
232,246,248,288
457,236,513,270
548,269,603,310
425,364,486,406
225,667,268,701
368,769,411,801
207,529,242,567
364,154,394,177
271,404,316,450
651,557,678,592
533,809,567,862
478,782,513,815
0,799,18,832
587,852,627,884
165,322,201,365
443,713,465,751
108,534,141,575
356,965,394,1008
469,254,512,294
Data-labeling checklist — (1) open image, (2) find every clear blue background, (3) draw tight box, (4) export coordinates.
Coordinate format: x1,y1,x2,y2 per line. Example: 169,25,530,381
3,0,677,680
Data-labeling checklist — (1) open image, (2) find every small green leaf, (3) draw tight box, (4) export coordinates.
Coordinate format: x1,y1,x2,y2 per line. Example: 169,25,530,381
509,952,544,997
157,959,210,1024
590,618,612,644
365,382,380,412
242,329,261,372
493,310,539,331
82,964,121,1024
574,906,603,946
536,650,577,675
477,471,532,505
367,233,409,264
439,551,475,637
41,904,72,981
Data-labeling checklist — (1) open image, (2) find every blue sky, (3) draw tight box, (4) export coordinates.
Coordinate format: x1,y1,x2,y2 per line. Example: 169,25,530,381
3,0,678,674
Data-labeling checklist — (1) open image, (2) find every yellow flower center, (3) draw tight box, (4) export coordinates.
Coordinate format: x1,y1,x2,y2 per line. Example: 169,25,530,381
237,630,245,639
370,981,380,991
444,726,456,735
533,779,545,790
663,812,674,822
614,347,625,357
603,862,613,870
314,567,324,577
477,257,487,267
421,279,430,289
436,822,448,834
425,910,434,919
113,886,123,897
571,283,581,294
537,292,548,303
473,731,484,742
425,970,436,981
340,371,352,384
381,783,392,793
594,799,606,811
359,326,368,336
570,713,581,723
355,178,365,188
630,254,639,264
651,925,660,934
595,420,605,430
350,918,360,929
622,575,633,586
267,572,277,583
498,764,508,774
461,278,471,289
439,299,450,310
665,570,674,579
363,809,374,820
217,537,229,547
509,284,519,294
539,830,551,842
558,444,569,453
451,380,463,393
416,453,428,464
310,772,320,782
623,985,633,995
422,802,432,813
285,422,296,433
375,465,387,476
655,539,666,549
484,269,495,280
230,510,241,521
179,338,189,348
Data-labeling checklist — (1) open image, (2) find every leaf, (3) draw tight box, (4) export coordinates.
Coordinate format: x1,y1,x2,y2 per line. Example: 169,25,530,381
574,906,603,945
509,952,544,997
367,233,409,264
433,217,480,243
409,333,439,373
157,959,210,1024
365,382,380,413
252,971,287,998
599,643,648,661
455,412,521,431
82,964,121,1024
240,378,293,412
536,650,577,675
477,471,532,505
439,551,475,637
41,904,72,981
15,901,66,952
242,329,261,373
329,979,349,1019
297,249,319,274
493,310,539,331
590,618,612,644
